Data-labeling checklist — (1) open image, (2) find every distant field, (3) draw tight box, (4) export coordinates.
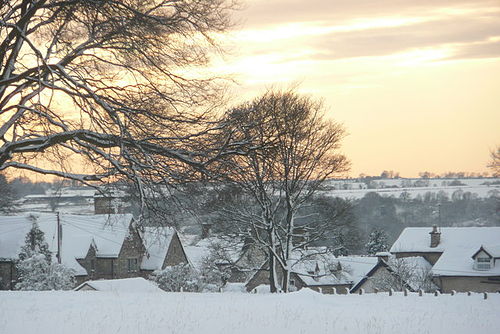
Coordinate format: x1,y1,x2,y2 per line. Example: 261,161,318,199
1,290,499,334
326,184,499,200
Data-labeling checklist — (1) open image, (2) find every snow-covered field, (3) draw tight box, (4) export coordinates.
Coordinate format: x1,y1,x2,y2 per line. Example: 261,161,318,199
327,185,499,200
1,290,499,334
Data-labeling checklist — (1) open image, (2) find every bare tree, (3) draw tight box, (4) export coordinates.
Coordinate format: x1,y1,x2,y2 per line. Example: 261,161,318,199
371,257,436,293
487,146,500,177
217,89,349,292
0,0,241,221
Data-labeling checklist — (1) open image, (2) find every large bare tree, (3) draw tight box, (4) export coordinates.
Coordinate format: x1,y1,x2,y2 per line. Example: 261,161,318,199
218,89,349,292
0,0,241,220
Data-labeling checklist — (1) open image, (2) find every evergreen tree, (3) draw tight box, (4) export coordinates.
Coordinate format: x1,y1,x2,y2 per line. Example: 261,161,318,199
15,218,75,290
0,173,17,213
330,232,349,256
365,229,389,255
18,216,51,262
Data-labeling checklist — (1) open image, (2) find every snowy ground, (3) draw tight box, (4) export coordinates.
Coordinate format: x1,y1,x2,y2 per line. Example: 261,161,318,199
1,290,499,334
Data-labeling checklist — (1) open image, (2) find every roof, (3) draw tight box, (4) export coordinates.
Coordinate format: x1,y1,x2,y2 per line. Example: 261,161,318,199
390,227,500,277
74,278,162,292
140,227,177,271
336,256,380,289
183,236,243,270
0,213,133,275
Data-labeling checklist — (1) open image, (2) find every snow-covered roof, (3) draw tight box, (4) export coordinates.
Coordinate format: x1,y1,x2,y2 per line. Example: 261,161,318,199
183,236,243,270
337,256,379,287
290,250,355,286
140,227,177,271
390,227,500,277
0,213,133,276
75,277,162,292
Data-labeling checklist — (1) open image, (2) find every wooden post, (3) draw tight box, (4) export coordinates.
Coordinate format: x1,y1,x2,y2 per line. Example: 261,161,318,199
451,290,455,296
389,289,393,296
374,288,379,294
418,289,423,296
434,291,439,296
359,289,363,295
467,291,471,296
404,288,408,296
57,212,62,264
483,293,488,300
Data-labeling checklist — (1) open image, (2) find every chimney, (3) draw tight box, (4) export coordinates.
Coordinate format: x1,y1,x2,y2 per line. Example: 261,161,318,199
376,251,390,263
201,223,211,239
429,225,441,248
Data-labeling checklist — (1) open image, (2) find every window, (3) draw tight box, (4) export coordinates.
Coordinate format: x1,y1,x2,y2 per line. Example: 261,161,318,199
127,258,138,272
475,257,491,271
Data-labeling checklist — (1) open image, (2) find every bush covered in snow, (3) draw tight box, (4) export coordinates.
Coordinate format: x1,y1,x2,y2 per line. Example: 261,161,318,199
16,255,75,291
150,264,200,292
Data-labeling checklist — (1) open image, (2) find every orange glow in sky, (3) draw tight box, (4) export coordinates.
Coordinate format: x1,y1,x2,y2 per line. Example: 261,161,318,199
216,0,500,177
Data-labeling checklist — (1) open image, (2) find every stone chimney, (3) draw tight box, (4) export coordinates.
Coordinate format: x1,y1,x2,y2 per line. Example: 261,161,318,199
376,251,390,263
429,225,441,248
201,223,212,239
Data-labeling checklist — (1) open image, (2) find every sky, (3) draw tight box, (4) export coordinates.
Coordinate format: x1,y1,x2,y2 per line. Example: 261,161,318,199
214,0,500,177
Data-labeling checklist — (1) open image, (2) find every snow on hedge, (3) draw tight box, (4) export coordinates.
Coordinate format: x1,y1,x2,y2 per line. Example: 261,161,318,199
1,290,499,334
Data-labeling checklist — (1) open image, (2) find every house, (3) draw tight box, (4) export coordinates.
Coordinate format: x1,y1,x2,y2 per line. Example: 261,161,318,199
245,250,354,294
75,277,162,292
345,255,435,293
0,213,188,289
390,226,500,293
139,226,190,276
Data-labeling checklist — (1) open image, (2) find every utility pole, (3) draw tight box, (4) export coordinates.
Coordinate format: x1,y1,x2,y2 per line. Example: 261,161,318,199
57,212,62,264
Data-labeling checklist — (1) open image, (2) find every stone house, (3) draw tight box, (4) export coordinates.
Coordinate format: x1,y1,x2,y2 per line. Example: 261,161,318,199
0,213,188,289
390,226,500,293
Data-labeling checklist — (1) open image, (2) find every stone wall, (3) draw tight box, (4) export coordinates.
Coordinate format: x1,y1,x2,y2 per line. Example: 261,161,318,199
0,261,15,290
162,233,188,267
437,276,500,293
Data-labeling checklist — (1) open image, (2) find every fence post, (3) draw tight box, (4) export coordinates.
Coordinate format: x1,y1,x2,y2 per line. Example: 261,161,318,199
483,293,488,300
451,290,456,296
434,290,439,297
404,288,408,296
374,288,379,294
359,289,364,295
467,291,471,296
418,289,423,297
389,289,393,296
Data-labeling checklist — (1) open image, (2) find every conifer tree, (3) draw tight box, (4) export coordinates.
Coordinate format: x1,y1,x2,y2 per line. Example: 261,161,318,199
16,217,75,290
365,229,389,255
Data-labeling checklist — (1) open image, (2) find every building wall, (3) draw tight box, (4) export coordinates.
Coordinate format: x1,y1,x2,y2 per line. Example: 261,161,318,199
162,233,188,268
437,276,500,293
394,252,442,265
115,226,145,278
355,266,393,293
0,261,16,290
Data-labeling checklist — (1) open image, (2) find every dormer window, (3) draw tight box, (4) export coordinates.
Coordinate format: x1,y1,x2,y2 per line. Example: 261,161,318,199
475,257,492,271
471,246,493,271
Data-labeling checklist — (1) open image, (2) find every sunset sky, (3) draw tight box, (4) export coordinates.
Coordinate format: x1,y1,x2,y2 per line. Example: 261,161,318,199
216,0,500,177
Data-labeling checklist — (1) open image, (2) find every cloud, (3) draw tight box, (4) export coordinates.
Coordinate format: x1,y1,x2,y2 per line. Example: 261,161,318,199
230,2,500,63
237,0,499,29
